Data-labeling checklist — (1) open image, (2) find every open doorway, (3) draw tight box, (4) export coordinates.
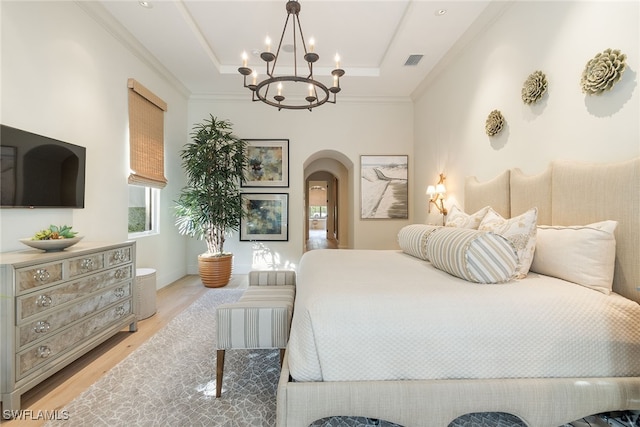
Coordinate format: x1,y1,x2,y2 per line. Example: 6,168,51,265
303,151,352,251
306,173,338,250
309,181,328,238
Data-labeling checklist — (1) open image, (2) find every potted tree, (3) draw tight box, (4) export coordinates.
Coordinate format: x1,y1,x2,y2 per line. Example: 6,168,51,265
175,115,248,287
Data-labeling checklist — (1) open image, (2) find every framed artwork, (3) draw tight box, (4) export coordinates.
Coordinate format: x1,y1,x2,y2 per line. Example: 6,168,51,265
240,193,289,241
242,139,289,187
360,155,408,219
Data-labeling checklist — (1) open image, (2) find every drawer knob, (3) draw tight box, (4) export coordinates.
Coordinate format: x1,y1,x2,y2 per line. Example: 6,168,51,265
115,305,126,317
114,268,127,280
113,250,127,262
35,295,52,307
80,258,94,270
36,346,51,358
33,268,50,282
114,287,126,298
34,321,51,333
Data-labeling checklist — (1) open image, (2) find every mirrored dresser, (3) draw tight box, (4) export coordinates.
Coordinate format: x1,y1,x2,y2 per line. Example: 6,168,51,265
0,241,137,414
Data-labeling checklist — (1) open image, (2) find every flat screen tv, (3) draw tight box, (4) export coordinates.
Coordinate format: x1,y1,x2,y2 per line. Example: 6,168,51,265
1,125,86,208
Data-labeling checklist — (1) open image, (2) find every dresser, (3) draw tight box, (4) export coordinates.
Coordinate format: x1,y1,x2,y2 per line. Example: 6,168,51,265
0,241,137,413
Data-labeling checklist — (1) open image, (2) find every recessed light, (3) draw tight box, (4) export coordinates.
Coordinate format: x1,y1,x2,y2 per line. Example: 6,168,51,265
139,1,153,9
434,9,447,16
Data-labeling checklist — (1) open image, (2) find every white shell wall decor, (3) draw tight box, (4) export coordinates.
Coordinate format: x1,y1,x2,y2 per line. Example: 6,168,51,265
581,48,627,95
485,110,505,136
522,70,548,104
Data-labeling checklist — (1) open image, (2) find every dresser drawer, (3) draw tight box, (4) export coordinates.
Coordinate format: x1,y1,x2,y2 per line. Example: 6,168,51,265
67,253,105,278
17,265,134,322
17,282,132,349
16,262,64,293
105,246,132,268
16,299,133,380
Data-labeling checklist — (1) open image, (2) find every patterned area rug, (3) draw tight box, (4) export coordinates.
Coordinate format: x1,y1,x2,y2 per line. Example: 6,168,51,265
44,288,634,426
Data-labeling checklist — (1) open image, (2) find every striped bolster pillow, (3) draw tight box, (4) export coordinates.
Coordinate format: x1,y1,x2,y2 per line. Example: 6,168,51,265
425,227,517,283
397,224,441,260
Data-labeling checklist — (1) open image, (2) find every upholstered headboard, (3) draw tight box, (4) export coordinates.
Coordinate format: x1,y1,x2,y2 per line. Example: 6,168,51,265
465,158,639,303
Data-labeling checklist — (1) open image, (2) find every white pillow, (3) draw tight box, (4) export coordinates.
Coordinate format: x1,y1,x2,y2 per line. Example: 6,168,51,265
530,220,618,295
445,205,490,229
479,207,538,279
397,224,440,260
425,227,518,284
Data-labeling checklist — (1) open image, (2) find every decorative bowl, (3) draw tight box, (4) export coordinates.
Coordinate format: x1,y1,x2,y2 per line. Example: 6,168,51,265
19,236,84,252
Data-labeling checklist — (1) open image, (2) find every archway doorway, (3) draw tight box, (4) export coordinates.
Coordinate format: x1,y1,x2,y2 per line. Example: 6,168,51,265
303,151,352,252
306,173,338,250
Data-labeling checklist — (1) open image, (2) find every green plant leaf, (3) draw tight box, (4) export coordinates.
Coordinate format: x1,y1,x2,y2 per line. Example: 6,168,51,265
174,115,249,255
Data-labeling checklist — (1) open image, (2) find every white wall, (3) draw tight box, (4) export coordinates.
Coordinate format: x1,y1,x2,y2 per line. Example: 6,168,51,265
188,97,414,274
0,1,189,289
8,1,629,286
413,1,639,221
0,1,414,286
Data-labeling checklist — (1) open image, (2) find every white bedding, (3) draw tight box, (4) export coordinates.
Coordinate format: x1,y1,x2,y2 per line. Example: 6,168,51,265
287,249,640,382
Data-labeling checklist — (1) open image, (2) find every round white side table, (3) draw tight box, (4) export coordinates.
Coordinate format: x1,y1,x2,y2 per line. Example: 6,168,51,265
135,268,157,319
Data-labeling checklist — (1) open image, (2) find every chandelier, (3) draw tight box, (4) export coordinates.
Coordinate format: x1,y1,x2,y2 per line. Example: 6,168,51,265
238,0,344,111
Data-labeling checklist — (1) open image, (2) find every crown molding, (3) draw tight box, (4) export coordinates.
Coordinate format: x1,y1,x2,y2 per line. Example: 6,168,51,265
74,1,191,99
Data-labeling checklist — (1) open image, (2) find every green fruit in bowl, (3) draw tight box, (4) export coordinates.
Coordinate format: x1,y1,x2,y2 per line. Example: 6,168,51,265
32,225,78,240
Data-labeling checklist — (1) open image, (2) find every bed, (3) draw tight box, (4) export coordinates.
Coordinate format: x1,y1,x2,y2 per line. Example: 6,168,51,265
276,158,640,427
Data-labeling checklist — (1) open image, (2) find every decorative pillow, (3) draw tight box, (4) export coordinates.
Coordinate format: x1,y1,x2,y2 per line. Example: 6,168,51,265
445,205,490,229
530,221,617,294
478,207,538,279
425,227,518,284
397,224,440,260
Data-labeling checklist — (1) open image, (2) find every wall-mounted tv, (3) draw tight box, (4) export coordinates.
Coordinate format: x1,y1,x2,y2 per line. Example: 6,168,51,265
1,125,86,208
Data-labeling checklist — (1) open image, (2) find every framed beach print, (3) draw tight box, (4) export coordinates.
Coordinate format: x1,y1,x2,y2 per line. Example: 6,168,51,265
242,139,289,187
360,155,408,219
240,193,289,241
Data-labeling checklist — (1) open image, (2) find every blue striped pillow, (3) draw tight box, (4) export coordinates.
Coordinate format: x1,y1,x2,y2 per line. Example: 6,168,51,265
397,224,441,260
425,227,518,283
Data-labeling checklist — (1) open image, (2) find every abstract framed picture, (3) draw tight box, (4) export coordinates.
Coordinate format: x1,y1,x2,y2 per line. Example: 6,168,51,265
360,155,408,219
242,139,289,187
240,193,289,241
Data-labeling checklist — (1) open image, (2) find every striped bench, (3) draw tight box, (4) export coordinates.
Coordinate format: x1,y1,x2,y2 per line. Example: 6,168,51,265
215,270,296,398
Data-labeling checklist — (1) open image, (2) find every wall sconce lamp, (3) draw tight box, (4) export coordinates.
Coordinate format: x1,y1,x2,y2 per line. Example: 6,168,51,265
426,173,448,218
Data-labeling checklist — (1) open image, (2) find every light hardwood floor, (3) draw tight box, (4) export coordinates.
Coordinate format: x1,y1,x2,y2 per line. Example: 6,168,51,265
305,229,338,251
2,274,248,426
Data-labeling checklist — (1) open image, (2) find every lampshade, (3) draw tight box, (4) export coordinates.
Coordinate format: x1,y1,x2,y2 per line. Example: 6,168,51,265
426,185,436,196
435,183,446,194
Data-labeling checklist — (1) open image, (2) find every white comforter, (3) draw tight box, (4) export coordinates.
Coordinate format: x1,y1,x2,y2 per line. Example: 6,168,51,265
287,249,640,382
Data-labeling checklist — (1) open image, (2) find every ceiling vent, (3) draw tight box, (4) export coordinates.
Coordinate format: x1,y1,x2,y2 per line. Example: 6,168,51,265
404,54,424,66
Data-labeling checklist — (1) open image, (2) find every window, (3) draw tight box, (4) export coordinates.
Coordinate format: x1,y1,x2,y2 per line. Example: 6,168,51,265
309,205,327,219
128,185,159,235
309,184,327,219
127,78,167,188
127,78,166,236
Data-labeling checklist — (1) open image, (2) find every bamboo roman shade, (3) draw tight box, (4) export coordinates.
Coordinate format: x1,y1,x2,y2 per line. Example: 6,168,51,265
127,78,168,188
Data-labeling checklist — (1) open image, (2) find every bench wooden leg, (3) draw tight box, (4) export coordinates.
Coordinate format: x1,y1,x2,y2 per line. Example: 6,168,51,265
216,349,225,398
279,348,286,366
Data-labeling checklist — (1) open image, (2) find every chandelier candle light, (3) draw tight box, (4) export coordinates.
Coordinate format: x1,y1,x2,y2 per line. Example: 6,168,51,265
238,0,345,111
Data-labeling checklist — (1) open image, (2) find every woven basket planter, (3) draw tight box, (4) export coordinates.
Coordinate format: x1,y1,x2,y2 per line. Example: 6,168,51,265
198,254,233,288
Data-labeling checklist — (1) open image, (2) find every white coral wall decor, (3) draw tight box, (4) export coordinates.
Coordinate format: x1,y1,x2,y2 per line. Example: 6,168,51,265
485,110,505,136
522,70,548,104
581,48,627,95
